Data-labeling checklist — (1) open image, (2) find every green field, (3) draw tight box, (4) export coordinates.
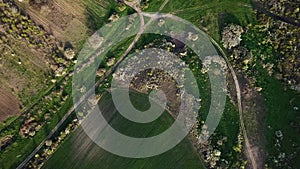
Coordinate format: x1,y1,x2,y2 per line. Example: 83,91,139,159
42,0,251,166
5,0,299,168
43,91,205,169
145,0,255,40
242,26,300,168
257,67,300,167
43,33,241,168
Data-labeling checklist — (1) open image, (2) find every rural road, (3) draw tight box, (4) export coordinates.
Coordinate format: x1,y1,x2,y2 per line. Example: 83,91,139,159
16,0,168,168
17,0,258,168
142,11,258,169
209,38,258,169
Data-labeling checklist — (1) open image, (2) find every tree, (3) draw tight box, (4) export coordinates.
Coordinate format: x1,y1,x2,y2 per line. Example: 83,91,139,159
64,48,75,60
221,24,244,49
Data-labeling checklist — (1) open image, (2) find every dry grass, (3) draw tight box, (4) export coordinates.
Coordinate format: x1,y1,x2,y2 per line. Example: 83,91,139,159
14,0,108,48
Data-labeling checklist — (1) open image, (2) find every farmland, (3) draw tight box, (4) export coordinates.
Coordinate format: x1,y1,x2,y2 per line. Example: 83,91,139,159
43,91,205,169
0,0,299,168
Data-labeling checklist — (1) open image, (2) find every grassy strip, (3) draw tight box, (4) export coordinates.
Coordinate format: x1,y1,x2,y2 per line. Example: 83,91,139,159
0,116,18,132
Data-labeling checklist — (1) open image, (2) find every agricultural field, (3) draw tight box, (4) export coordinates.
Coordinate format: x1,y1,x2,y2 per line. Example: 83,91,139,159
0,0,299,169
43,91,205,169
13,0,109,48
34,32,242,168
0,0,72,123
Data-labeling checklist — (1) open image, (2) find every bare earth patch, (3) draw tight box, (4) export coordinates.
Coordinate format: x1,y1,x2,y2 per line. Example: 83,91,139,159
0,88,21,122
228,72,267,169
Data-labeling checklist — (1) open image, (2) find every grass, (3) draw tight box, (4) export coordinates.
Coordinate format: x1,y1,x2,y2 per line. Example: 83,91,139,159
144,0,255,41
0,64,75,134
84,0,133,32
0,40,52,107
0,80,74,169
256,67,300,168
84,0,111,31
143,0,263,166
43,91,205,169
3,0,298,168
0,116,18,131
1,0,255,168
0,1,116,168
242,24,300,167
46,32,241,168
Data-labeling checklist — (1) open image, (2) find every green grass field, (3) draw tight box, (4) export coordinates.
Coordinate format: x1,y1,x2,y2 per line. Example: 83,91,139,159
256,68,300,167
43,91,205,169
42,0,251,166
0,0,259,168
2,0,297,168
242,25,300,167
145,0,255,41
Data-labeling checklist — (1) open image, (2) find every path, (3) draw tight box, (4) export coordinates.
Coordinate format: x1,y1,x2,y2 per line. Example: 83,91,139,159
18,1,259,168
16,0,169,168
141,10,257,169
251,0,300,27
209,38,257,169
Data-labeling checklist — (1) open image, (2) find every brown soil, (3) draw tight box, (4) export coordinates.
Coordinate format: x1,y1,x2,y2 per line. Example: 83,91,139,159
228,72,267,169
130,69,181,117
0,88,21,122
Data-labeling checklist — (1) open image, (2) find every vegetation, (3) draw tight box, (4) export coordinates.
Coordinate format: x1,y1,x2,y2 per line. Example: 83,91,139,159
39,0,255,168
222,1,300,167
240,25,300,168
0,72,74,169
0,0,299,168
143,0,255,41
41,32,242,169
256,0,299,23
43,91,205,169
25,117,79,168
0,0,71,68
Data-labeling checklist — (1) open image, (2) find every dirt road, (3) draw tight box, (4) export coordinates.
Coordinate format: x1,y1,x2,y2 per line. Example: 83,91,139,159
210,38,258,169
16,0,169,168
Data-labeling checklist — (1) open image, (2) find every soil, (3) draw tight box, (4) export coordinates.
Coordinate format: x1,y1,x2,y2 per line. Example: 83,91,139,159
227,72,267,169
0,88,21,122
130,69,181,117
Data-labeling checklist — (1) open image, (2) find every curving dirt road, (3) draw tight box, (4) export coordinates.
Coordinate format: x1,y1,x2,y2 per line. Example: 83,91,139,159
16,0,168,168
209,38,257,169
141,9,258,169
17,1,259,168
